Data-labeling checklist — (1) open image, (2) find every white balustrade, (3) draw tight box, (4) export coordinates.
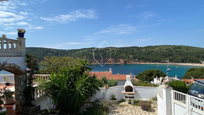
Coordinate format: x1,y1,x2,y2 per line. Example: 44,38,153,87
0,74,15,82
189,95,204,111
172,90,204,112
172,90,187,104
0,37,19,51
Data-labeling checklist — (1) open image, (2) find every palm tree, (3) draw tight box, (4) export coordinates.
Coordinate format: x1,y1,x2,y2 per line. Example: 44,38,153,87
39,61,99,114
23,54,39,107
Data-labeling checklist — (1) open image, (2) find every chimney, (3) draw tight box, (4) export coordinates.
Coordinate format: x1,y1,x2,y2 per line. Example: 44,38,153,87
109,68,112,72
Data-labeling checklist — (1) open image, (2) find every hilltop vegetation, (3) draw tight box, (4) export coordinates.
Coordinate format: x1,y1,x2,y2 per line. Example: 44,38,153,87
136,69,167,82
183,68,204,79
26,45,204,63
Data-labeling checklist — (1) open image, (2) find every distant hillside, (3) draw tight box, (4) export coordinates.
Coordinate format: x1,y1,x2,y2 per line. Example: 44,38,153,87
26,45,204,63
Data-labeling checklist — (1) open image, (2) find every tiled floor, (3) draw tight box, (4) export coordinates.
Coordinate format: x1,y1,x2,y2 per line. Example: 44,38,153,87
109,102,158,115
0,104,18,115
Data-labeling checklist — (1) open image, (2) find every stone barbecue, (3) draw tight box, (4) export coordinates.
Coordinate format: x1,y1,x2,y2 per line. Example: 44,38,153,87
121,75,137,104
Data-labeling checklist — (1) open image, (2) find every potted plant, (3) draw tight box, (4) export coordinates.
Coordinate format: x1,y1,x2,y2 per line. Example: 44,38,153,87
4,77,9,86
104,85,108,89
2,34,6,38
17,28,26,38
110,94,118,104
0,87,14,106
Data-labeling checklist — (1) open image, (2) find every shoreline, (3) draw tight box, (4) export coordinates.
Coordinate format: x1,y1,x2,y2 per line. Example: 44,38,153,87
137,63,204,67
91,62,204,67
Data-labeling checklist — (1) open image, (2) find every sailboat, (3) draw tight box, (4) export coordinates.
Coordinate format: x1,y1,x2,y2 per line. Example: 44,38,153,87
166,61,171,72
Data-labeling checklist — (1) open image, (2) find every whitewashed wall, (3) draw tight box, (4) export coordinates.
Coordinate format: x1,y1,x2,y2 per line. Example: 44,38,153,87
32,95,54,110
0,57,26,70
158,85,204,115
92,85,157,101
34,86,157,110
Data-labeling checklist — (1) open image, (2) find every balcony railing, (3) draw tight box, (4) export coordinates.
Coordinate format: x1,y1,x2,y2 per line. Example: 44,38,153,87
172,90,187,104
172,90,204,113
0,74,51,99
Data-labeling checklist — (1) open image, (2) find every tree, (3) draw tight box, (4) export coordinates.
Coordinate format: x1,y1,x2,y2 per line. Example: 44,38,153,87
23,54,39,107
136,69,166,82
168,80,190,93
39,56,81,74
183,68,204,79
39,60,100,114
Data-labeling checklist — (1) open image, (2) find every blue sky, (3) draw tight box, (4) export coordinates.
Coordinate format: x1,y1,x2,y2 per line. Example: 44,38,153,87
0,0,204,49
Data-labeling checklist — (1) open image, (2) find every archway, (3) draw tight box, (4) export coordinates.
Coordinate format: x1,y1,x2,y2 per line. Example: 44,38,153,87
0,63,27,113
0,36,27,113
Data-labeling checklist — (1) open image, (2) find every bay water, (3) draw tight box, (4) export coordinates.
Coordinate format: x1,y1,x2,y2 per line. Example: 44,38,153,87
89,64,202,79
0,64,202,79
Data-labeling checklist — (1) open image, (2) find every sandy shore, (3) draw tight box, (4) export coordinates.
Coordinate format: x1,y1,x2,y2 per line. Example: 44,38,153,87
136,62,204,67
92,62,204,67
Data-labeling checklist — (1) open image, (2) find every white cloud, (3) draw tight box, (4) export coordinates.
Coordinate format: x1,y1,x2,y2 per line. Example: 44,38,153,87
42,42,82,49
40,9,96,23
138,4,146,7
197,30,204,33
94,24,137,35
68,42,82,45
41,0,47,4
135,38,152,42
19,12,28,15
139,12,157,20
0,31,16,35
16,22,28,25
26,25,43,30
0,0,42,32
126,5,133,8
130,12,157,20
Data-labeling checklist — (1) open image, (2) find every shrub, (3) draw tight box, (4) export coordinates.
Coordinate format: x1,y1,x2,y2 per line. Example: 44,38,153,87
128,99,131,104
139,101,151,111
111,94,116,100
108,79,118,87
132,80,158,87
168,80,189,93
152,97,157,101
133,100,139,106
119,98,126,103
79,100,109,115
97,76,118,87
39,60,100,114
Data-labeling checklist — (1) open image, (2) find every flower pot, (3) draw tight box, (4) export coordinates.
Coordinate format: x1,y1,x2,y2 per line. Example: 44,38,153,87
18,33,24,38
165,84,169,88
2,34,6,38
5,83,10,86
104,85,108,89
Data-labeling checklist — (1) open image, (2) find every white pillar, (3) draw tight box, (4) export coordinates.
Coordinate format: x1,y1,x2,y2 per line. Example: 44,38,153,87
17,37,26,57
163,86,172,115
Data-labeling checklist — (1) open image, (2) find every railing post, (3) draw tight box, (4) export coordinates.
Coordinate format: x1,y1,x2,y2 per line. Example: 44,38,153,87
186,94,190,115
172,90,175,115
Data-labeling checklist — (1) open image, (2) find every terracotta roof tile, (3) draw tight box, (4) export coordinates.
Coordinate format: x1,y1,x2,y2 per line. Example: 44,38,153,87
89,71,130,80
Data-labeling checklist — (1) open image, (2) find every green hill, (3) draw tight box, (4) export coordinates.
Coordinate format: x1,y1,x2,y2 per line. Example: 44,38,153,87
26,45,204,63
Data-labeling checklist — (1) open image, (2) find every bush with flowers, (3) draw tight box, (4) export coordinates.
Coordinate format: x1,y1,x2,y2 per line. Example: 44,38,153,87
17,28,26,33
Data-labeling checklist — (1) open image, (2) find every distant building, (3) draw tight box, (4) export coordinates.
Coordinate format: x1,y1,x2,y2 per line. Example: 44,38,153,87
89,68,138,85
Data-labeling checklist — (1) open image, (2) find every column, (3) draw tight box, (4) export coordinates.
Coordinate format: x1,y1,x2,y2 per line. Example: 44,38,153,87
17,37,26,57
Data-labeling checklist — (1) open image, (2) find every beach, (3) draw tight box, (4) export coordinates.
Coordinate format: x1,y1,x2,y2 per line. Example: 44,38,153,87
137,62,204,67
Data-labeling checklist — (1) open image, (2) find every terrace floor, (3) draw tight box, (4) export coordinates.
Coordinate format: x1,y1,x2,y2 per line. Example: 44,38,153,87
109,102,157,115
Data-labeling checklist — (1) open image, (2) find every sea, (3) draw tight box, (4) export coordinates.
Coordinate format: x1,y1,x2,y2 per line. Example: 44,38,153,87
89,64,202,79
0,64,202,79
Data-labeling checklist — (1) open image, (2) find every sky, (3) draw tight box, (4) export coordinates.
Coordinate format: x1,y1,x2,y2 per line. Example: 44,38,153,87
0,0,204,49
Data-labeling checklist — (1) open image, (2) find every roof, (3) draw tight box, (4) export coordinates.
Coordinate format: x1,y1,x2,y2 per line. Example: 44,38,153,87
89,71,131,80
194,80,204,85
181,79,204,83
181,79,195,83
